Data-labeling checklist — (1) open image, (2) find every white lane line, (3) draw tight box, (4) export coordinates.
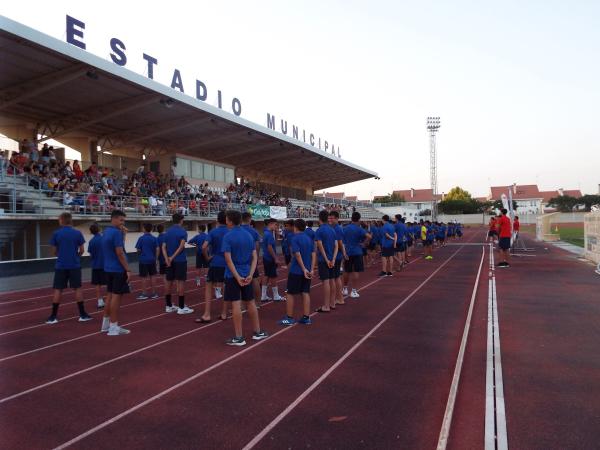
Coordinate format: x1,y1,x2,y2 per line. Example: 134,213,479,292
0,267,199,305
491,276,508,450
52,269,399,450
242,246,466,450
0,277,306,403
436,245,486,450
0,275,290,361
485,244,508,450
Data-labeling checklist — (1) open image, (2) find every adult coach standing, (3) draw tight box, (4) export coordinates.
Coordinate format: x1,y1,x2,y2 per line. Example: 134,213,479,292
497,208,512,268
101,210,131,335
46,212,91,324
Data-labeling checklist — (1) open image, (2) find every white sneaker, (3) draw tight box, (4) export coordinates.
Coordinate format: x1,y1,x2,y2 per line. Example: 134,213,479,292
97,298,105,309
165,305,178,313
195,276,201,287
342,287,349,296
260,295,272,302
177,306,194,315
273,295,286,302
215,288,223,299
350,290,360,298
107,326,130,336
150,293,159,299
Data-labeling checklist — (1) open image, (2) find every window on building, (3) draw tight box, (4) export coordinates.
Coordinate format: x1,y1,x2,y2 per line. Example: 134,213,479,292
203,163,214,181
175,158,190,177
225,168,235,184
214,165,225,182
191,161,203,179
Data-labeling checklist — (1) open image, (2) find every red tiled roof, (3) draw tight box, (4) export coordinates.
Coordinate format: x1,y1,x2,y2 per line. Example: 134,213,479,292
345,196,357,201
391,188,442,203
489,185,541,200
539,191,558,203
563,189,582,198
540,189,583,203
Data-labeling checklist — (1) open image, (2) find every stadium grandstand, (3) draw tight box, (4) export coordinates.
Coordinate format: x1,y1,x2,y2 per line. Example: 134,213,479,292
0,16,379,261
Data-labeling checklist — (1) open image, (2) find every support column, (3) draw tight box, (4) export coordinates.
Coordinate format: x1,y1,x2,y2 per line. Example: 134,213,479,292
36,221,41,259
90,139,98,165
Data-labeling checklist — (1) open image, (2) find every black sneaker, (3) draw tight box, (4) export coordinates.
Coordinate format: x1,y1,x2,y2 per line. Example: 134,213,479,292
378,271,387,277
78,313,93,322
226,336,246,346
386,272,393,277
46,315,58,324
252,330,269,341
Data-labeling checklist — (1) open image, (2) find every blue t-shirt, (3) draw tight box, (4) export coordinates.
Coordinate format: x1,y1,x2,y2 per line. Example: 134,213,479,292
136,233,158,264
437,225,447,238
50,226,85,270
315,223,337,263
103,226,126,273
164,224,188,263
426,225,435,242
305,227,315,241
157,233,166,263
371,225,380,245
207,225,229,268
290,231,315,275
343,223,367,256
221,226,254,278
88,233,104,270
262,229,277,262
282,229,293,255
241,224,260,247
381,222,396,248
333,224,344,261
188,232,208,256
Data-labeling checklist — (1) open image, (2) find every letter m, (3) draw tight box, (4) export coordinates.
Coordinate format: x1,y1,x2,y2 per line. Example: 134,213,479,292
267,113,276,130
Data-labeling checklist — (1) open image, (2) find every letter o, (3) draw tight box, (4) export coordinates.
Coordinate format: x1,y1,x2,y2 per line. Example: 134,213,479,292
232,98,242,116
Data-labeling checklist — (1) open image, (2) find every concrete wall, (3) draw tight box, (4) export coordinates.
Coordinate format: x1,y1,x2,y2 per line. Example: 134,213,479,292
584,212,600,264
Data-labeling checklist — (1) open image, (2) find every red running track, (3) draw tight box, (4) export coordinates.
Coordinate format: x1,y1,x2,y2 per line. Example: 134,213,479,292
1,228,599,449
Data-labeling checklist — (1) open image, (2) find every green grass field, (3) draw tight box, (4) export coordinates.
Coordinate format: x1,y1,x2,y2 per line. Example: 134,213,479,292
553,227,585,248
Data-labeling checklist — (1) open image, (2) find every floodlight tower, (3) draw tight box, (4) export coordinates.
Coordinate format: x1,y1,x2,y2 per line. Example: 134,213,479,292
426,116,441,221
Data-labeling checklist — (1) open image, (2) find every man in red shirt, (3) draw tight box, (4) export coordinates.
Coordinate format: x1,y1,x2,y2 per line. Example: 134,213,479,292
497,208,512,267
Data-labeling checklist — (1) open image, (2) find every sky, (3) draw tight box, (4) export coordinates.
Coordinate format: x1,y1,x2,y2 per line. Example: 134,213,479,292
3,1,600,199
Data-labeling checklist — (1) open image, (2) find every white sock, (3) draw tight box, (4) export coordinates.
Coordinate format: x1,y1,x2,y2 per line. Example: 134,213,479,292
261,285,268,298
343,285,348,290
272,287,279,297
101,317,110,331
109,321,118,329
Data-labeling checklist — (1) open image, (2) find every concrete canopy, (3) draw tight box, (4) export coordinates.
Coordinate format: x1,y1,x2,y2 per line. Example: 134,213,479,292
0,16,377,192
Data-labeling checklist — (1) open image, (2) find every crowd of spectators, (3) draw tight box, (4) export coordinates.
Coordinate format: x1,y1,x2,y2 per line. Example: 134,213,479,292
0,140,362,218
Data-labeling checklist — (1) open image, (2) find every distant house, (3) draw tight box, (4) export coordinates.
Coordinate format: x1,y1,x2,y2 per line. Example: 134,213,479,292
540,188,583,212
390,188,442,210
488,184,544,214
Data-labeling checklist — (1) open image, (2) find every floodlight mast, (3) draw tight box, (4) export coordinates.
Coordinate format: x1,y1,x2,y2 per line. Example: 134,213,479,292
426,116,441,221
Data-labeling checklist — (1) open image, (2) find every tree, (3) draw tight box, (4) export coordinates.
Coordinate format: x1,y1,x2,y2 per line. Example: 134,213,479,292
578,195,600,212
438,198,488,214
375,193,405,204
548,195,578,212
445,186,472,201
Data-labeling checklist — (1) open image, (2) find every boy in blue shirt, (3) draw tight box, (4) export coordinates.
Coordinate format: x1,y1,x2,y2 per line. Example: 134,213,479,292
305,220,316,241
156,224,167,276
241,213,262,307
135,223,159,300
101,210,132,336
393,215,407,271
342,212,370,298
328,210,347,307
47,212,90,324
279,218,316,326
282,219,294,268
315,210,338,313
162,213,193,315
198,211,229,323
379,215,396,277
88,222,105,309
188,224,208,287
222,210,268,346
260,218,285,302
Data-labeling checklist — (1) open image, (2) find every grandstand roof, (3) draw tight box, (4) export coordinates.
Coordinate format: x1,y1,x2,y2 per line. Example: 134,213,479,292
0,16,377,191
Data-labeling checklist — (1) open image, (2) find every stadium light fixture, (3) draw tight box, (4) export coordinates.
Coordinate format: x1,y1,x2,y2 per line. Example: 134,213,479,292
426,116,441,220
